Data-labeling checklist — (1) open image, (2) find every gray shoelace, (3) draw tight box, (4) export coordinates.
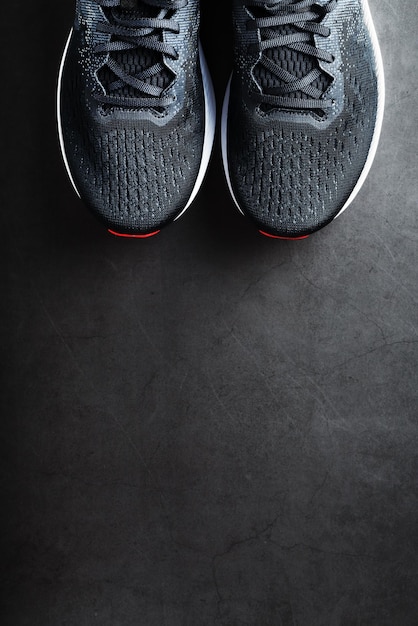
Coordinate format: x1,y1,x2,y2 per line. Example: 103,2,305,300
248,0,337,111
93,0,187,108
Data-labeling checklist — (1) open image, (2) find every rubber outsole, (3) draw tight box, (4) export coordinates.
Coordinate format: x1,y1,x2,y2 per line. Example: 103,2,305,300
259,231,310,241
108,229,160,239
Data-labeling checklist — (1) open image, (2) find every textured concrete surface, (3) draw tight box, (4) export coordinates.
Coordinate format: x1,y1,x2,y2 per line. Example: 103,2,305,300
1,1,418,624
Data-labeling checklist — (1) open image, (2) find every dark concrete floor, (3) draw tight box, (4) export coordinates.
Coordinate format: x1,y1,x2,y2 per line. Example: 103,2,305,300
1,1,418,624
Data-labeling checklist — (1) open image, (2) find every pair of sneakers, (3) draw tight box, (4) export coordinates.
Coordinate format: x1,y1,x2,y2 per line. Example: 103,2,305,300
58,0,384,240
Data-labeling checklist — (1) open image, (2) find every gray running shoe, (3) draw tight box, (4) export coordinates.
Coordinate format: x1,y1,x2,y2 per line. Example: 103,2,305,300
222,0,385,239
58,0,215,238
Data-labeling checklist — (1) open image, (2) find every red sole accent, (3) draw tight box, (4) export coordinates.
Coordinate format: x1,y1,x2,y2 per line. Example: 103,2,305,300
259,230,310,241
108,229,160,239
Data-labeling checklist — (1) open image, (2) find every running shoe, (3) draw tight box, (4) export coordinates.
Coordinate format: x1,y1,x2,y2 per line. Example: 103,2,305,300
58,0,215,237
222,0,385,239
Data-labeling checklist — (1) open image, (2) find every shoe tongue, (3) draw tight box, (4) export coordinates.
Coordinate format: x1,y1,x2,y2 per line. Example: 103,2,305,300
99,1,173,104
253,20,331,109
117,0,155,17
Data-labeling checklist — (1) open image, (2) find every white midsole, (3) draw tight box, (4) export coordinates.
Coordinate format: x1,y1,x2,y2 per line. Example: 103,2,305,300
221,76,243,215
175,42,216,219
57,29,80,198
221,0,386,225
56,31,216,218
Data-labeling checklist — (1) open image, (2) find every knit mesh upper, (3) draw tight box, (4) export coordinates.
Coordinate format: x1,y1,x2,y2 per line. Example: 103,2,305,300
62,88,203,231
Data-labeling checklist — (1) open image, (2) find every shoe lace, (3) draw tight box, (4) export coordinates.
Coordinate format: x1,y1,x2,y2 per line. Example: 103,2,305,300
247,0,338,112
93,0,188,109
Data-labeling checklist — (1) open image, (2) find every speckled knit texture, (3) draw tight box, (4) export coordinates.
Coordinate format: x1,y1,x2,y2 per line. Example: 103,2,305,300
60,0,206,234
226,0,382,237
